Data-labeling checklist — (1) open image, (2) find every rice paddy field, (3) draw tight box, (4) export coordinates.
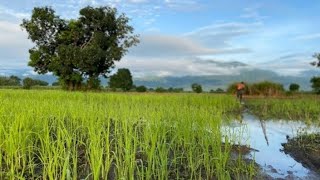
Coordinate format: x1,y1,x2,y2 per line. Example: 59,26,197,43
0,90,256,180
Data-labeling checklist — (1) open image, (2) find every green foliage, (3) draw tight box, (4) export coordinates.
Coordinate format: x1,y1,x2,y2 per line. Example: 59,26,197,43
52,81,60,86
0,75,21,86
311,53,320,67
23,77,49,89
211,88,224,93
227,81,284,96
167,87,184,93
108,68,133,91
136,85,147,92
21,6,139,90
289,83,300,92
191,83,202,93
310,76,320,94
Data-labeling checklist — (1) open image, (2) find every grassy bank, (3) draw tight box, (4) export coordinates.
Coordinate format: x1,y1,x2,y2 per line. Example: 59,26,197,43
246,96,320,123
0,90,255,179
282,133,320,173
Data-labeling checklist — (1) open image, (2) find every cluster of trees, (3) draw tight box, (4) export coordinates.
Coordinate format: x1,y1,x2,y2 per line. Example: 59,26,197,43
0,76,21,86
22,78,48,89
22,6,138,90
0,76,49,89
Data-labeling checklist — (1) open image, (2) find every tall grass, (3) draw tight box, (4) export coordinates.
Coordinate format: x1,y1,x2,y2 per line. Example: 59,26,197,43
0,90,253,179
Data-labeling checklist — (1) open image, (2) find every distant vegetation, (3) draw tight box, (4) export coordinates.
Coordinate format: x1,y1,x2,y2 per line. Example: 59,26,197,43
289,83,300,92
109,68,133,91
227,81,284,96
23,77,49,89
0,76,21,86
191,83,203,93
310,77,320,94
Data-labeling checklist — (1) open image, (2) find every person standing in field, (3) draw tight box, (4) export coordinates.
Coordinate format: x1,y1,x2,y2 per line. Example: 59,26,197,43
236,82,245,103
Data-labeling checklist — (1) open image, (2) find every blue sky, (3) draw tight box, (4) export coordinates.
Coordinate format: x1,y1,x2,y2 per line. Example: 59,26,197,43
0,0,319,77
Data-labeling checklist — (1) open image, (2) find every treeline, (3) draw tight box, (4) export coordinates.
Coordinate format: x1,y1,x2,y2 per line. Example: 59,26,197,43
0,76,49,89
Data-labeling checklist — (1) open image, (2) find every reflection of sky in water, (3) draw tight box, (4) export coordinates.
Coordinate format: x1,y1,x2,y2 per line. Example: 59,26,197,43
222,113,320,179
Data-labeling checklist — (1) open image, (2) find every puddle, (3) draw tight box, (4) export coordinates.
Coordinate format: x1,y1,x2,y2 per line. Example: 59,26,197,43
223,113,320,179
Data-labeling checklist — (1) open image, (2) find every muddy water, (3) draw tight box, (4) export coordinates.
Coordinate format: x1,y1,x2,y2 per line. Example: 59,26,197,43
223,113,320,179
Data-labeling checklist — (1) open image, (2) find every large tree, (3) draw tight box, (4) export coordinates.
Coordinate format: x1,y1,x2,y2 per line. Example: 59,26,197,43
109,68,133,91
21,6,139,90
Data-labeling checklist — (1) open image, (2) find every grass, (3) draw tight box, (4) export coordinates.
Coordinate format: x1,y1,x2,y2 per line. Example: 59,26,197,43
245,96,320,123
0,90,255,179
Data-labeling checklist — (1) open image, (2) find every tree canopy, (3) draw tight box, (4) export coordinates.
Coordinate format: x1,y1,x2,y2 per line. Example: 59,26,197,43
108,68,133,91
0,76,21,86
191,83,202,93
310,77,320,94
311,53,320,67
289,83,300,92
21,6,139,90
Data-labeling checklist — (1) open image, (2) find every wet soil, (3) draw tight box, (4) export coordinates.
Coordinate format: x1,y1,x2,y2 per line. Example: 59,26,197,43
282,133,320,173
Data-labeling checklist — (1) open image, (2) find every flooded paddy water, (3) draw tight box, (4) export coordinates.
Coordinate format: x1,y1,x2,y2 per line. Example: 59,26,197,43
224,112,320,179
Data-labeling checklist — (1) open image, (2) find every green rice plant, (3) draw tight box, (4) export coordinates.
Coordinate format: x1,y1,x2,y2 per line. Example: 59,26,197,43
247,97,320,122
0,89,253,179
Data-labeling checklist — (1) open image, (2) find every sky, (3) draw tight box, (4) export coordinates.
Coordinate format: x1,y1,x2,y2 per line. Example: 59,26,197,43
0,0,319,78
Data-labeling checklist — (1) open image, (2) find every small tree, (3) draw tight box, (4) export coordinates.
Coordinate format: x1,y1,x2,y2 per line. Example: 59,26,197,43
289,83,300,92
23,77,35,89
310,76,320,94
136,85,147,92
191,83,202,93
109,68,133,91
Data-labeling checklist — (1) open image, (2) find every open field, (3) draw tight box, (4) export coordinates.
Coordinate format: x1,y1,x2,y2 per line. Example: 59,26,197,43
0,90,256,179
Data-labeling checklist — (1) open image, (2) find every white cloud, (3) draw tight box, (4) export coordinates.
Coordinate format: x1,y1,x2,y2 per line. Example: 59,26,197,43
116,57,250,77
0,5,29,20
293,33,320,41
164,0,202,11
0,21,32,68
128,34,251,57
127,0,148,3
